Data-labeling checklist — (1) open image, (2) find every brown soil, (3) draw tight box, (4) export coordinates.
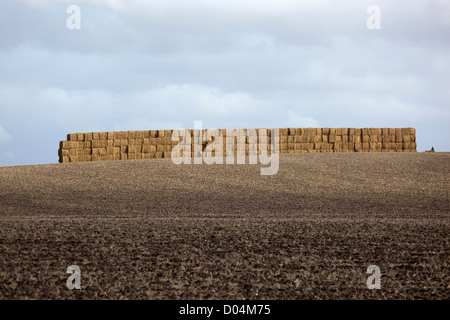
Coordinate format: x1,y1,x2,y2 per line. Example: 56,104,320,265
0,153,449,299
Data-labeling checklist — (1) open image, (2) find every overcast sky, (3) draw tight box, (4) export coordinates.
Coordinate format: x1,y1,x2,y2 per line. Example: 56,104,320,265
0,0,449,166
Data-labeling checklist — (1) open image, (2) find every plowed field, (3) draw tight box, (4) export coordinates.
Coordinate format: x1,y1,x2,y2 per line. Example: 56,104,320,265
0,153,448,299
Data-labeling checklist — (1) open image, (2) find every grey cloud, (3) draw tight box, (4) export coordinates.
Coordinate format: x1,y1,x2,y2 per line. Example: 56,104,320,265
0,0,449,166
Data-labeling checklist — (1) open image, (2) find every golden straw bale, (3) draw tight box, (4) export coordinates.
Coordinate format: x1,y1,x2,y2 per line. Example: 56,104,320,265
84,133,93,141
72,141,83,149
61,149,70,157
97,140,106,148
142,145,151,153
118,131,127,139
158,130,165,138
68,148,76,156
369,142,377,151
135,131,144,139
114,132,122,140
60,141,70,149
341,142,349,150
279,128,288,136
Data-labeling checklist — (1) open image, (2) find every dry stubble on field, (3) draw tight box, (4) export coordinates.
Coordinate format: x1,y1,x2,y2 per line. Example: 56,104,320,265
0,152,449,299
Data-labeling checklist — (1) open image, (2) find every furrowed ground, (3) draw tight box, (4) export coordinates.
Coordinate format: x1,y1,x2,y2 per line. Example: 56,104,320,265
0,153,449,299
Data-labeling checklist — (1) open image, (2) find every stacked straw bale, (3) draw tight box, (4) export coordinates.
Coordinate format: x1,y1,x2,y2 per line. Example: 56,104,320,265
58,128,417,163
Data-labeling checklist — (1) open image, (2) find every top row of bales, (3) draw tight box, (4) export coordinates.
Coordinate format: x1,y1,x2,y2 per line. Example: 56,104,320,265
285,128,415,136
67,128,416,141
67,130,173,141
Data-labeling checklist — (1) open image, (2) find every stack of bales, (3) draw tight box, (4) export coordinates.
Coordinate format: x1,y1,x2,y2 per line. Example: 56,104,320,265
280,127,416,153
59,130,174,163
58,127,416,163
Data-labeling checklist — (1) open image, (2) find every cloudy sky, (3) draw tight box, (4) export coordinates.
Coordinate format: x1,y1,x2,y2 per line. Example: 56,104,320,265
0,0,449,166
